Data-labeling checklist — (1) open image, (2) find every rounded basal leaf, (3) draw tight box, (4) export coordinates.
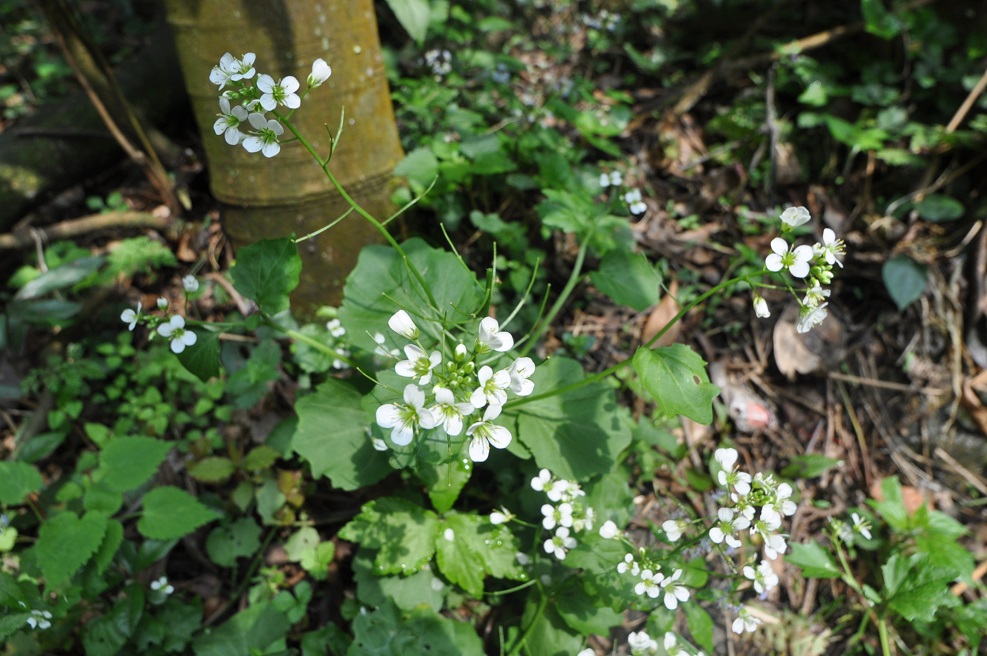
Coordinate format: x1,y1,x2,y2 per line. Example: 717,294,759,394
882,255,927,310
36,511,108,587
138,486,220,540
229,237,301,315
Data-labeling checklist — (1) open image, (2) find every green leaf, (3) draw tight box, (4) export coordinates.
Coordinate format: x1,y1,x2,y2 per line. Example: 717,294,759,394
299,541,335,580
419,456,473,514
284,526,321,562
138,487,220,540
193,601,291,656
786,540,841,579
780,454,840,479
519,591,584,656
229,238,301,315
589,250,661,311
15,256,104,300
225,340,282,409
882,255,927,310
177,329,221,382
36,511,108,586
394,147,439,188
352,549,444,612
512,357,632,480
188,457,237,484
243,445,280,472
915,194,964,222
632,345,719,424
871,476,909,530
99,437,172,492
339,238,483,353
0,461,43,504
93,519,124,575
556,581,623,635
384,0,431,44
339,497,438,575
861,0,901,39
882,553,957,622
683,603,715,654
293,379,391,490
350,600,484,656
433,512,523,597
206,518,262,567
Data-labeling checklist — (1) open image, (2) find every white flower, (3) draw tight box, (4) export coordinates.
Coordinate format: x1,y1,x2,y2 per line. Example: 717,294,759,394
796,302,829,334
477,317,514,352
326,318,345,338
753,293,770,318
507,357,536,396
814,228,845,267
609,171,623,186
617,553,639,576
628,630,658,654
744,560,779,595
599,520,619,539
230,52,256,81
662,519,685,542
256,73,301,111
623,188,646,214
660,568,690,609
213,96,248,145
120,302,141,331
774,483,797,516
732,607,762,634
156,297,168,310
765,237,813,278
780,206,811,229
709,507,742,549
851,512,872,540
150,576,174,595
387,310,419,340
490,508,513,525
375,384,438,446
394,344,441,384
715,448,752,495
578,649,596,656
543,526,577,559
802,285,831,308
209,52,238,89
470,365,510,408
599,172,611,187
443,528,455,541
465,403,512,462
157,315,197,354
428,387,474,436
242,112,284,158
182,275,199,293
531,468,553,492
762,532,788,560
634,568,663,598
26,609,52,630
541,502,574,530
663,632,688,656
307,58,332,87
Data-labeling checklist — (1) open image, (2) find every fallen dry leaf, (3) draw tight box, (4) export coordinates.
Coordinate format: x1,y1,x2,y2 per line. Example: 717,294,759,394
641,279,681,347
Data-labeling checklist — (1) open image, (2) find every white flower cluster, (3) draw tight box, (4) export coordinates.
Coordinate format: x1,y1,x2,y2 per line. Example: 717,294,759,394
325,318,350,370
374,311,535,462
615,549,691,610
25,608,52,630
529,469,595,560
834,511,873,543
120,276,201,354
709,448,795,562
209,52,332,158
599,169,647,215
754,206,846,333
423,49,452,77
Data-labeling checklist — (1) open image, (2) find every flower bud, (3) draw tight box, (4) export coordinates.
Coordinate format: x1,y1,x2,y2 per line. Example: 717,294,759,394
387,310,419,340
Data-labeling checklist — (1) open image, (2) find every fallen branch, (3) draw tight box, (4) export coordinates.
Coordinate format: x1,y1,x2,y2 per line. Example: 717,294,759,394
0,211,171,250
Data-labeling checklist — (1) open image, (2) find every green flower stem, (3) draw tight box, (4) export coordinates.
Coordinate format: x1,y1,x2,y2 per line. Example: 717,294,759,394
508,269,768,408
518,231,591,360
830,529,892,656
505,581,548,656
281,326,358,370
277,114,439,311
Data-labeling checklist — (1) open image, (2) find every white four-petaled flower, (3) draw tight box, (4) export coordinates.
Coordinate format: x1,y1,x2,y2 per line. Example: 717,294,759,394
394,344,441,384
150,576,174,595
121,302,141,331
815,228,845,268
780,205,811,229
634,568,663,598
465,403,512,462
214,97,248,145
660,568,690,609
182,275,199,293
242,113,284,158
470,365,510,408
428,387,474,436
765,237,813,278
796,302,829,334
157,315,197,354
507,357,535,396
476,316,514,352
375,384,437,446
256,73,301,111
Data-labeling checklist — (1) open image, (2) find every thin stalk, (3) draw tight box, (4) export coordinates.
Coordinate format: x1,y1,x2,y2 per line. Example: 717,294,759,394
505,583,548,656
277,114,439,310
508,270,767,408
281,327,357,370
